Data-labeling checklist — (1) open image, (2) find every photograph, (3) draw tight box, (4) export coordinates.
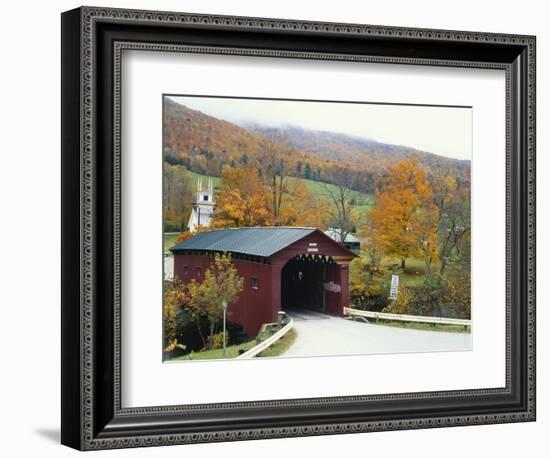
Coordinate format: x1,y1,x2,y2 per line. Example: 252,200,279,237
162,95,473,362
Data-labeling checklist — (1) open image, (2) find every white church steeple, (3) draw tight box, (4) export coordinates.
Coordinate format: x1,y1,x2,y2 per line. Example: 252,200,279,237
187,178,215,232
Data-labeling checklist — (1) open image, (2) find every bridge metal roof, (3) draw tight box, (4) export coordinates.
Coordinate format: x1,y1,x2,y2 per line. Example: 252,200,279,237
170,227,317,258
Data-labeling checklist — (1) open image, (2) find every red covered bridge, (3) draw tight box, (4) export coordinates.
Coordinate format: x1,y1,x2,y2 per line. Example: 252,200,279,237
170,227,357,336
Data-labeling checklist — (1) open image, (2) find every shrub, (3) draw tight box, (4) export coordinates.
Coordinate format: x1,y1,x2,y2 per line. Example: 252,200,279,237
444,268,471,319
383,272,471,319
164,220,183,232
204,331,227,351
349,257,388,310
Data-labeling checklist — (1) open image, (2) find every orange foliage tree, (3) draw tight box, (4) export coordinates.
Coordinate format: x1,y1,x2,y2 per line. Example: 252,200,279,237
278,180,332,228
211,164,333,230
368,158,436,269
211,165,271,228
413,202,440,276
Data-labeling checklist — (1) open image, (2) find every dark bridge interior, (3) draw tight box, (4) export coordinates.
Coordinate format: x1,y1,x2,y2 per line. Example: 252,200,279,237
281,256,328,312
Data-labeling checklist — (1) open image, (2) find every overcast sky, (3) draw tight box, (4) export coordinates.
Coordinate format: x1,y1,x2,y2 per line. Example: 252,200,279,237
167,95,472,160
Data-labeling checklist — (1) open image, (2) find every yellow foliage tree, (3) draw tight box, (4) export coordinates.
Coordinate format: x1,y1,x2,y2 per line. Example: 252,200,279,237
211,165,271,228
413,202,440,276
184,253,244,348
279,180,332,228
211,165,333,230
431,173,458,223
368,157,434,269
302,192,333,229
349,257,384,306
163,279,187,351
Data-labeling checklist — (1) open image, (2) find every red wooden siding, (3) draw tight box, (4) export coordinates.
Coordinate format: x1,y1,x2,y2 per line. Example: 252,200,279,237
174,255,275,335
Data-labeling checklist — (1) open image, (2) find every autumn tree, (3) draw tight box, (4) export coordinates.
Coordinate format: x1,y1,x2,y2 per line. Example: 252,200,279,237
299,191,333,229
278,180,332,228
413,202,440,277
211,165,271,228
261,129,291,225
163,279,190,349
349,256,386,310
368,158,433,269
359,224,382,274
163,284,180,352
163,163,193,232
444,268,471,319
430,173,457,226
323,168,359,242
184,253,244,348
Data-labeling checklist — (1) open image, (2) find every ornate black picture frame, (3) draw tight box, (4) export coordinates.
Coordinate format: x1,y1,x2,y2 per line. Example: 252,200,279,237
61,6,536,451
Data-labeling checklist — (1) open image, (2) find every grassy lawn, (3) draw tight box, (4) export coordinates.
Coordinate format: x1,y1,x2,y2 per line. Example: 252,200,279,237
367,320,470,333
168,340,256,361
360,256,441,288
257,329,298,358
167,327,299,361
289,176,373,205
391,265,429,288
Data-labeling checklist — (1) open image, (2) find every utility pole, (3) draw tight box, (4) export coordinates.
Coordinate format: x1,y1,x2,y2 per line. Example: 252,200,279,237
222,300,228,358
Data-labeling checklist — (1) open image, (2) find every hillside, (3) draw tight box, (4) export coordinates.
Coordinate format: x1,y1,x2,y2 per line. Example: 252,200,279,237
164,98,267,174
246,124,470,176
163,98,470,193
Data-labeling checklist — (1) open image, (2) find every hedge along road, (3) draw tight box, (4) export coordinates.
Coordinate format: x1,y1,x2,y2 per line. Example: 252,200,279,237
281,309,472,358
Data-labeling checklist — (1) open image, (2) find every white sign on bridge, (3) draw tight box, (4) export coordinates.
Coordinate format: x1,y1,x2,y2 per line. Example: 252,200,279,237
323,281,341,293
389,274,399,300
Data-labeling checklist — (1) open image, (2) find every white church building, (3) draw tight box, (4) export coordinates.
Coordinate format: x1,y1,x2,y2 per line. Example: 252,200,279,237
187,178,215,231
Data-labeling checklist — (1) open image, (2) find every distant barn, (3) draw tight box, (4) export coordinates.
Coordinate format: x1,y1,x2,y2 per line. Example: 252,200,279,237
324,228,361,254
171,227,357,336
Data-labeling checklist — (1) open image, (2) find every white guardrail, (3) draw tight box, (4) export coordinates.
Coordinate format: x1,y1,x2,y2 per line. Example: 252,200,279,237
236,317,294,359
343,307,471,327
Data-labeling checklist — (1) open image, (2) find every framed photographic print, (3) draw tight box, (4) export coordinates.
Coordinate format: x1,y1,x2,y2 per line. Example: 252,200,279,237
61,6,536,451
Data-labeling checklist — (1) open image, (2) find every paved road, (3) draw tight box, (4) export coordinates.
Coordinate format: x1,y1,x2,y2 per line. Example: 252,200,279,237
282,308,472,358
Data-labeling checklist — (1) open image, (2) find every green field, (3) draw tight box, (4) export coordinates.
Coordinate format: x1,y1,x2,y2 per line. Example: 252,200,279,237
186,169,220,189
